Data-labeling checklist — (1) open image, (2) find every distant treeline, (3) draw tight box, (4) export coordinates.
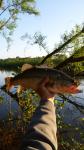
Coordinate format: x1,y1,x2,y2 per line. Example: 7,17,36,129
0,55,67,71
0,57,44,71
0,55,83,76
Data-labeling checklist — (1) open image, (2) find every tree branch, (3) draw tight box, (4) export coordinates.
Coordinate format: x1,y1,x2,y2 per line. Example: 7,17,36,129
40,27,84,65
0,5,11,16
0,0,37,16
0,0,24,16
59,94,84,111
67,56,84,63
0,15,12,30
54,46,84,69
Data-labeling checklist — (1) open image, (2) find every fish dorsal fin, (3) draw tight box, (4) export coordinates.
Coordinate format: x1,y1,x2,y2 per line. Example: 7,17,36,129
21,64,33,72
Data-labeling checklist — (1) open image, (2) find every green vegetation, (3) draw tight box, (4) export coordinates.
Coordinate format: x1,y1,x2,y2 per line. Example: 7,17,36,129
0,19,84,149
0,0,39,49
0,51,84,76
0,0,84,149
0,55,67,71
0,90,84,150
56,102,84,150
0,57,44,71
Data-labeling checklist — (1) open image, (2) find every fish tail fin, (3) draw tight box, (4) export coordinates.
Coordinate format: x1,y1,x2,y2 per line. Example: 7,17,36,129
5,77,13,91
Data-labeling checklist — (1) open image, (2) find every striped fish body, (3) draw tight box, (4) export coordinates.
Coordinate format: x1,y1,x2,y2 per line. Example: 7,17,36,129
5,66,79,94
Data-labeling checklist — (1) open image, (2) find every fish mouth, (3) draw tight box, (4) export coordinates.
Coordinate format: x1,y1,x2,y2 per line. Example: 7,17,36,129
66,79,82,94
65,85,82,94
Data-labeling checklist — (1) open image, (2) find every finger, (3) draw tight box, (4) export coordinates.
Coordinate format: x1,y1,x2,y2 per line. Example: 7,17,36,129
47,86,58,94
39,76,50,87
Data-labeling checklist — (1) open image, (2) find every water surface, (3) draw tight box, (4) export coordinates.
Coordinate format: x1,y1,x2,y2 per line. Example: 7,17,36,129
0,70,21,120
0,70,84,123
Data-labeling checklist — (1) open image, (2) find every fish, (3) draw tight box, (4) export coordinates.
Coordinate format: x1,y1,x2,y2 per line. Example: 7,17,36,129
5,64,81,94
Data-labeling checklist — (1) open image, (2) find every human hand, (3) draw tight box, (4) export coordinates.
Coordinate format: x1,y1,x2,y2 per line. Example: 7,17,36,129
36,77,57,104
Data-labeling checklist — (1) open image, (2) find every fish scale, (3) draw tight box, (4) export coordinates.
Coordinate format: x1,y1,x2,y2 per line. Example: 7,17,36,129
13,67,75,83
5,65,80,94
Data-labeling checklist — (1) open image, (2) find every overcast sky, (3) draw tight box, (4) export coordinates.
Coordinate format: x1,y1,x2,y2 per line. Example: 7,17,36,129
0,0,84,59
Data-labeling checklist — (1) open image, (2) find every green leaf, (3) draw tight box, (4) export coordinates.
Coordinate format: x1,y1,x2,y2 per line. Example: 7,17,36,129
0,96,4,104
6,23,16,30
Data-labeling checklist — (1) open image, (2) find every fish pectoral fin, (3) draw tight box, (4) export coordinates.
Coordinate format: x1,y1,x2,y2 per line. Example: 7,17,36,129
21,64,33,72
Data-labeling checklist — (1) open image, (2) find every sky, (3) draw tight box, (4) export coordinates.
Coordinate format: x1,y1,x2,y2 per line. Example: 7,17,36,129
0,0,84,59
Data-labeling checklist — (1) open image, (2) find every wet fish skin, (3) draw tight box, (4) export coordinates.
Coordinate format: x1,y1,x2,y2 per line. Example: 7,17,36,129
5,66,79,94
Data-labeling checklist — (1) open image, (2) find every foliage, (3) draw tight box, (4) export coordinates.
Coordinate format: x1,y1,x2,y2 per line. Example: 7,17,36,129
0,120,24,150
60,25,84,54
0,90,84,149
0,55,68,71
0,96,4,103
0,56,44,71
0,48,84,75
0,24,84,149
40,24,84,65
59,45,84,76
0,0,39,49
18,89,39,123
47,24,84,77
56,101,84,150
0,89,39,150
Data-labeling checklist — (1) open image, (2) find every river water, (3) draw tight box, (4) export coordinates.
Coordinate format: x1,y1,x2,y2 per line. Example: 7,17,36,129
0,70,84,145
0,70,84,124
0,70,22,120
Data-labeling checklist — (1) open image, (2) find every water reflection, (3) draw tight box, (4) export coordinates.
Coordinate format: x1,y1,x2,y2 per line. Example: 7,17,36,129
0,70,15,86
0,70,84,122
0,70,84,146
0,70,22,120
